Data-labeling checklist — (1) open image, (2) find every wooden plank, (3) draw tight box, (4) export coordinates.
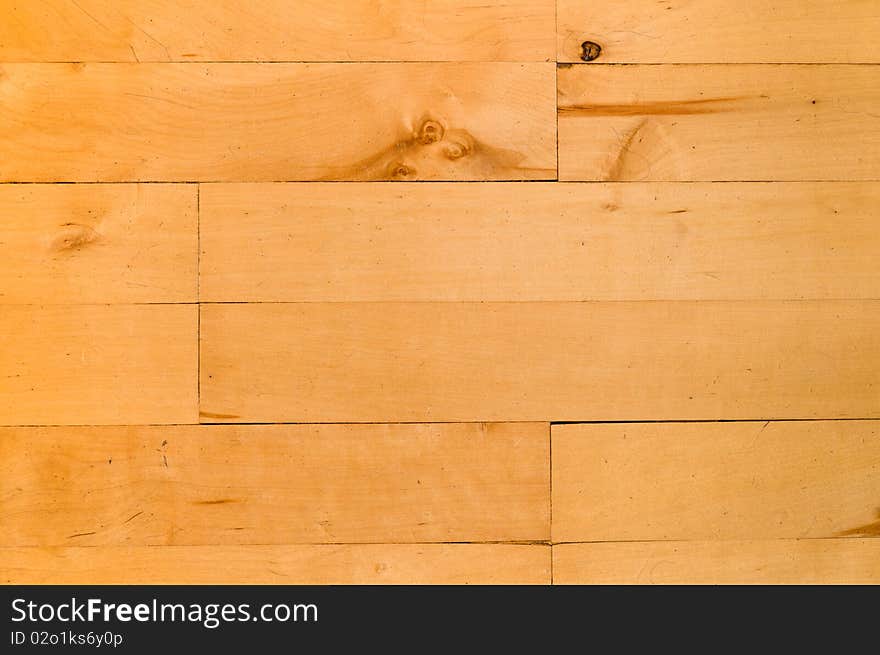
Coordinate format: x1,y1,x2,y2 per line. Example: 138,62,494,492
558,65,880,181
552,421,880,542
558,0,880,63
200,181,880,302
0,423,549,545
553,540,880,585
0,184,196,304
199,301,880,423
0,305,197,425
1,544,550,584
0,63,556,182
0,1,555,63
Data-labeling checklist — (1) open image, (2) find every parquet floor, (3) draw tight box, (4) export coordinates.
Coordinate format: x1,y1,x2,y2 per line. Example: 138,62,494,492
2,1,879,584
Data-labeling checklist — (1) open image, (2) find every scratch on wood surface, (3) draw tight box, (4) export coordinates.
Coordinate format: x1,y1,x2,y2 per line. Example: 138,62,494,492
124,93,198,111
69,0,113,33
123,16,172,61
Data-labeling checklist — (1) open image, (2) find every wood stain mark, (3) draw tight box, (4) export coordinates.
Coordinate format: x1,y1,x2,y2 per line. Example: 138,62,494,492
606,119,646,181
194,499,239,505
51,223,101,254
836,509,880,537
157,439,169,468
199,411,241,419
558,96,753,117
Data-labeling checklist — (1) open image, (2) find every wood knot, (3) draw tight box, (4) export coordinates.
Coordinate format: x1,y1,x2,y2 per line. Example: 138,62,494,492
390,163,416,179
580,41,602,62
442,130,475,161
51,222,101,253
416,119,444,145
443,142,469,160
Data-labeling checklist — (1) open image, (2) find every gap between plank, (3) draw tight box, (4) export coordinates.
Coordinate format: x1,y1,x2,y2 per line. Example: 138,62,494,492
2,418,875,429
196,184,201,427
4,541,552,548
7,179,880,184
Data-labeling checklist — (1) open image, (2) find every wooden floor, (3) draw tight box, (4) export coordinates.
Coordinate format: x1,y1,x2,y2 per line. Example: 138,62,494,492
2,1,879,585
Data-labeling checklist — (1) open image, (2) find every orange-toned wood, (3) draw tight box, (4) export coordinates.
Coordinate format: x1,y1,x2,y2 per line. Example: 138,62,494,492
2,544,550,585
200,301,880,423
0,305,197,425
0,63,556,182
0,423,549,545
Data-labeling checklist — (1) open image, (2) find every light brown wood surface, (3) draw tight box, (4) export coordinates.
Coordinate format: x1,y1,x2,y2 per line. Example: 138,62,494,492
0,305,197,425
554,540,880,585
558,0,880,63
0,184,196,304
200,181,880,302
0,1,555,63
2,544,550,585
0,62,556,182
3,2,879,586
552,421,880,542
558,65,880,181
201,301,880,423
0,423,549,546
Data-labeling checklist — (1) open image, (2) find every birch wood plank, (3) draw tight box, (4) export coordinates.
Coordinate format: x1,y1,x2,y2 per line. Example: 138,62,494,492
200,301,880,423
552,421,880,542
200,181,880,302
0,305,197,425
558,65,880,181
558,0,880,63
0,423,549,545
553,540,880,584
0,62,556,182
1,544,550,584
0,184,196,304
0,0,555,63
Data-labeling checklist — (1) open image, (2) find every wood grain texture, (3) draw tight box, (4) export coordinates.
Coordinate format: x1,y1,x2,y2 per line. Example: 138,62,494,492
0,62,556,182
0,305,197,425
0,423,549,546
553,540,880,585
558,0,880,63
552,421,880,542
200,181,880,302
0,184,196,304
0,1,555,63
200,301,880,423
558,65,880,181
1,544,550,584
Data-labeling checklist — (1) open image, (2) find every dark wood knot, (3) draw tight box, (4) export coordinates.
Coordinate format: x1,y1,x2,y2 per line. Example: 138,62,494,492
580,41,602,62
